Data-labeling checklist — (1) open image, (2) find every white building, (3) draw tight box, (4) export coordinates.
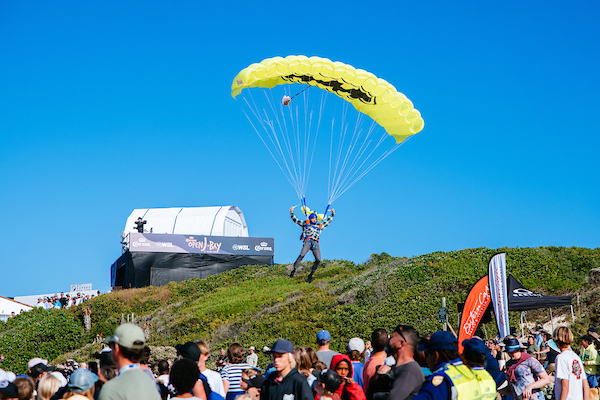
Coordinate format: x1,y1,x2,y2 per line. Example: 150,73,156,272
0,296,33,322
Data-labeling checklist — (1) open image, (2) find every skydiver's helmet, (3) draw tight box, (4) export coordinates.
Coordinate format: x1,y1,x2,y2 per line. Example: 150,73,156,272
308,213,318,223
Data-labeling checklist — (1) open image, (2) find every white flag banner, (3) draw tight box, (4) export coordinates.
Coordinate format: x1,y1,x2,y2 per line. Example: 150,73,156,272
489,253,510,338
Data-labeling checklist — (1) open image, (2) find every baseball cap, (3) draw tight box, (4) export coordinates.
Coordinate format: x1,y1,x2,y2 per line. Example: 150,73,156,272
348,338,365,353
243,375,266,389
0,380,18,398
317,330,331,343
461,338,488,362
249,346,255,351
271,339,294,354
104,323,146,350
67,368,98,393
27,358,48,370
178,342,201,362
312,369,341,393
418,331,458,352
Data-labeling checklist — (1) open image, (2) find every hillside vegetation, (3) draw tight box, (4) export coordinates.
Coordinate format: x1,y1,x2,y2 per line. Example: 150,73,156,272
1,246,599,373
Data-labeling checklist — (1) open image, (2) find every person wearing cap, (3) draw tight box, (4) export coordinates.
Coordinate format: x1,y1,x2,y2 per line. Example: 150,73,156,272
177,341,209,400
261,339,313,400
170,358,204,399
499,335,550,400
316,330,340,367
579,334,598,389
99,323,161,400
63,368,99,399
346,338,365,389
412,331,490,400
244,375,266,400
459,338,496,398
289,205,335,283
0,380,19,400
27,358,50,385
313,369,342,400
247,346,259,369
368,325,424,400
554,326,590,400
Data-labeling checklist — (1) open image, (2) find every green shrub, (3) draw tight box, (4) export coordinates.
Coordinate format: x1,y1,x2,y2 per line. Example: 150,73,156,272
0,308,85,373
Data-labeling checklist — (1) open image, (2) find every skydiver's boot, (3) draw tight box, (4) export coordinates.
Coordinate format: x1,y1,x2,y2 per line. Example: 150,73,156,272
306,260,320,283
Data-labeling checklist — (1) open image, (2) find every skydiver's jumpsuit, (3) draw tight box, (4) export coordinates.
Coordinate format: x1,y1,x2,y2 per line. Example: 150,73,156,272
290,212,334,281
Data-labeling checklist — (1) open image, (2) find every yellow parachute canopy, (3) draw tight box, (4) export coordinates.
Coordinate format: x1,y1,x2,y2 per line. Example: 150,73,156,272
231,55,424,143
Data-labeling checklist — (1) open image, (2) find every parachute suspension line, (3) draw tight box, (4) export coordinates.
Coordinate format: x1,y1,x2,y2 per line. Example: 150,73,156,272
241,90,304,199
328,101,352,204
290,85,311,103
262,89,305,198
303,89,327,203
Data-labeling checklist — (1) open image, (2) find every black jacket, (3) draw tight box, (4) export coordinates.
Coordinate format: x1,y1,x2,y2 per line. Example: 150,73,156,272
261,368,313,400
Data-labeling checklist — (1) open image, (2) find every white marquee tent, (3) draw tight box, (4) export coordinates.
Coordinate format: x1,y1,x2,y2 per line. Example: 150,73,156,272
124,206,249,237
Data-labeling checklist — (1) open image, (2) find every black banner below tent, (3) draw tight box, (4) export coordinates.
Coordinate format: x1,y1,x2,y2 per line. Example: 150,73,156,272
507,274,572,311
111,251,273,288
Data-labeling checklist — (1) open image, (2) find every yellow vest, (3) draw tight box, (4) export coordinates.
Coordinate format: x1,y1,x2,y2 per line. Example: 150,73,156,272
436,361,496,400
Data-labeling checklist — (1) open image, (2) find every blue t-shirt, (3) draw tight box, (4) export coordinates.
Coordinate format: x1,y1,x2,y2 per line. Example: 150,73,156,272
352,361,364,388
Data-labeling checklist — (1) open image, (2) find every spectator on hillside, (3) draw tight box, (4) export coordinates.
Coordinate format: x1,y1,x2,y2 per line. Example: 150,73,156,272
156,360,170,387
221,343,252,400
555,326,590,400
36,374,63,400
170,358,203,399
294,347,317,388
246,347,258,369
579,334,598,388
0,380,19,400
216,349,228,372
35,299,45,309
347,338,365,389
59,293,67,308
176,342,208,400
368,325,424,400
363,329,388,395
13,376,34,400
99,323,161,400
526,336,539,356
313,369,342,400
330,354,366,400
262,339,313,400
243,375,265,400
499,335,550,400
196,340,226,398
412,331,488,400
459,338,496,397
316,330,339,367
364,341,373,362
63,368,98,399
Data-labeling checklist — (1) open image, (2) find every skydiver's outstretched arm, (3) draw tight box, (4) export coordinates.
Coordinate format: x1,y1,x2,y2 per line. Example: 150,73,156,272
290,205,303,226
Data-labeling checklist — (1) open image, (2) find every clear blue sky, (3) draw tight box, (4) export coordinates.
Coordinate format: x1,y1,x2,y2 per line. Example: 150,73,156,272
1,1,599,297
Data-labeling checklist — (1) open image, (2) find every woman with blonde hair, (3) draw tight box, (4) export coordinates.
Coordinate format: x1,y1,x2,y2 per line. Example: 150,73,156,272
36,374,63,400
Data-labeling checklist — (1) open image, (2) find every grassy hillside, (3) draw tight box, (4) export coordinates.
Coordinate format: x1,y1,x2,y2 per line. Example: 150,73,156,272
1,246,599,372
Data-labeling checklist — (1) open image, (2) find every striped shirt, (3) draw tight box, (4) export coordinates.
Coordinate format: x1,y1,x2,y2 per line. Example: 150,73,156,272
221,363,253,393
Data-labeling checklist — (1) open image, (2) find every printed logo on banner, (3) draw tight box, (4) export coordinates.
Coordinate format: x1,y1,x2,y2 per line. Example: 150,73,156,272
233,244,250,251
255,242,273,252
512,288,542,297
186,236,222,253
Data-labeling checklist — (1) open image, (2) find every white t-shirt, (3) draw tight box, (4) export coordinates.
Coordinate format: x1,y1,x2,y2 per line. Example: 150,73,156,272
555,349,587,400
202,368,226,396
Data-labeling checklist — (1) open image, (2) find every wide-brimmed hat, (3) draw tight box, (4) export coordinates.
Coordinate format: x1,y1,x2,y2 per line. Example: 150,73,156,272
503,337,526,353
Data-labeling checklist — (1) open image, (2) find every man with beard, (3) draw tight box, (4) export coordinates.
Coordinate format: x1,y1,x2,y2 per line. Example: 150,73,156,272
368,325,424,400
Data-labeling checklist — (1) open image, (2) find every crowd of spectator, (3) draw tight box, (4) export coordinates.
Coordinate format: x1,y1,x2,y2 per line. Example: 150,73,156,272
0,322,597,400
32,292,103,311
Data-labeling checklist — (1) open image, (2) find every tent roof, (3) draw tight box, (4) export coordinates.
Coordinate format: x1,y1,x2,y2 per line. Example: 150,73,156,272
124,206,249,237
507,274,572,311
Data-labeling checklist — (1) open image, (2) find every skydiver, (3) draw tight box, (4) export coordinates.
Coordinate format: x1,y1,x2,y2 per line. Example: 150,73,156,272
289,205,335,282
